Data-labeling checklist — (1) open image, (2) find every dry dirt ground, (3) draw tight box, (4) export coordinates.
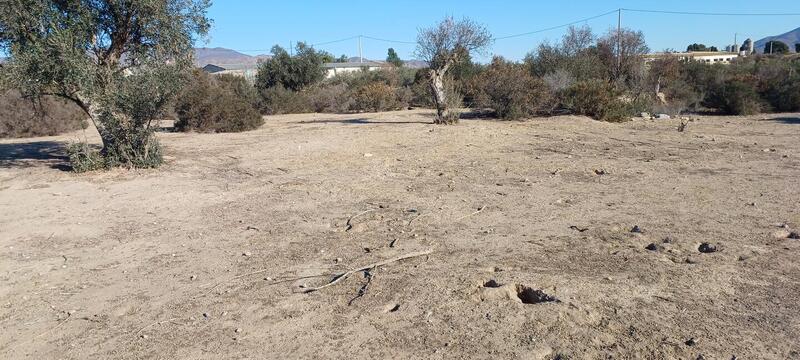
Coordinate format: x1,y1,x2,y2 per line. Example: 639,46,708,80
1,110,799,359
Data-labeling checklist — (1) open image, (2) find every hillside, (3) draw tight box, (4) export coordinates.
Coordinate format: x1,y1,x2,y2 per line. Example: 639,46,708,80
193,47,270,66
755,27,800,53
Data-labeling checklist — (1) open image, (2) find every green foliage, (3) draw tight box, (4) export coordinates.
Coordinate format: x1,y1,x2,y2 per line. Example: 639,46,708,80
764,41,790,54
67,143,105,173
707,77,763,115
478,57,553,120
386,48,403,67
0,0,211,171
255,43,327,92
524,26,605,83
687,43,717,52
1,90,85,138
175,71,264,132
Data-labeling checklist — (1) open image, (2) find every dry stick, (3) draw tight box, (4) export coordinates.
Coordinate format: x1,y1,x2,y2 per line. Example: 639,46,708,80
299,249,433,294
346,209,376,231
455,205,487,222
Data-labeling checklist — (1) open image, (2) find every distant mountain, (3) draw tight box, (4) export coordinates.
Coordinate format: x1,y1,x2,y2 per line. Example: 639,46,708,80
754,27,800,53
193,47,270,67
403,60,428,69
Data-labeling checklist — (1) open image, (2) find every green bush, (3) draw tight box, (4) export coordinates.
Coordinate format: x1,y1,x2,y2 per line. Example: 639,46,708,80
0,90,86,138
67,142,105,172
479,57,554,120
175,71,264,132
707,77,763,115
563,80,631,122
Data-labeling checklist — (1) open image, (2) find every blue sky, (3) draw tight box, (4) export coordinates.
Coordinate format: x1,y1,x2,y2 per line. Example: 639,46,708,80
203,0,800,61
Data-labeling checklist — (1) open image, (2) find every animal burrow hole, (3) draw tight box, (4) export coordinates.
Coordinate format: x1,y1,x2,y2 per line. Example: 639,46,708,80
483,280,559,304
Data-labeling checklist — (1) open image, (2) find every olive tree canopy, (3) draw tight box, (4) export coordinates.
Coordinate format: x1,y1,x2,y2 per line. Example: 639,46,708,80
0,0,211,168
415,17,491,124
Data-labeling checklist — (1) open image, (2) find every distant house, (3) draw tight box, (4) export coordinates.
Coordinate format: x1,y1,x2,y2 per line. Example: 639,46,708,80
645,51,739,64
323,61,393,78
201,63,258,82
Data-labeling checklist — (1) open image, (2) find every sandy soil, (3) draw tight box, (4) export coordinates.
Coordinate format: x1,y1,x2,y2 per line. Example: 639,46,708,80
1,110,799,359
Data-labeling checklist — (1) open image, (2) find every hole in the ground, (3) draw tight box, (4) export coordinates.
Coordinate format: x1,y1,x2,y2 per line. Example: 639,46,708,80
483,279,502,288
516,285,559,304
384,303,400,313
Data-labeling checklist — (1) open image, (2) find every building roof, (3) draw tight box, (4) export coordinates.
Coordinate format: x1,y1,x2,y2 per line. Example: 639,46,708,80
322,61,391,69
201,64,227,73
646,51,738,58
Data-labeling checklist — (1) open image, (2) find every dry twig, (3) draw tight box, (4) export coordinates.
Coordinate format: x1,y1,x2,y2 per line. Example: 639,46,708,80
299,249,433,294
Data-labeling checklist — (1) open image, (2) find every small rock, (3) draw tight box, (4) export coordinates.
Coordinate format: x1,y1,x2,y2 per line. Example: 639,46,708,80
685,256,699,264
189,275,196,281
773,229,791,239
662,236,673,244
656,113,671,120
640,112,651,118
698,243,717,253
645,243,659,251
363,153,373,157
140,334,148,339
789,232,800,240
334,257,342,263
630,225,642,233
242,252,251,257
235,328,242,333
685,338,697,346
202,312,210,318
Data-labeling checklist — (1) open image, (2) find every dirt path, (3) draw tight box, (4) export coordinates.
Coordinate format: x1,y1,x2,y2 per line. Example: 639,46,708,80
1,110,799,359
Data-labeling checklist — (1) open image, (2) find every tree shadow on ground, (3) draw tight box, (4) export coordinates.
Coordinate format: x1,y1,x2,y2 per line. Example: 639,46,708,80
768,117,800,125
0,141,72,171
297,118,429,125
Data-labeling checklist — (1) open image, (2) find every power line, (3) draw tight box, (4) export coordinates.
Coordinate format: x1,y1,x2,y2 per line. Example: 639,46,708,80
311,35,360,47
493,9,619,40
622,8,800,16
361,35,416,44
225,7,800,55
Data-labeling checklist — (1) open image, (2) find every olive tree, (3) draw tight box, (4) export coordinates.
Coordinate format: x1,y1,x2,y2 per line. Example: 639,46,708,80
0,0,211,169
415,17,491,124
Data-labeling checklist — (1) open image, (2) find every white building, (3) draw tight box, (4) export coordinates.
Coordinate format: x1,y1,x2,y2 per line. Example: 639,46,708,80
322,61,393,78
645,51,739,64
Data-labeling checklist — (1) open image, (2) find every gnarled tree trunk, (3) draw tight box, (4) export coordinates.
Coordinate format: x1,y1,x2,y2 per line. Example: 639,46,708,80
429,69,448,123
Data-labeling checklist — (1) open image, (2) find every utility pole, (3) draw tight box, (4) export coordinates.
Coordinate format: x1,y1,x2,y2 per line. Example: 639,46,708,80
616,8,622,77
734,33,738,53
358,35,363,63
290,41,293,56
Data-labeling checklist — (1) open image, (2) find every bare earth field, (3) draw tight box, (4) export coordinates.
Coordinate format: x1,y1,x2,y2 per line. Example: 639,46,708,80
1,110,799,359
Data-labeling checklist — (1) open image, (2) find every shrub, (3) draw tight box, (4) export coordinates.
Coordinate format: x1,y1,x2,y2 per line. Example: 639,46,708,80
259,85,313,115
67,142,105,172
352,83,403,112
0,90,86,138
255,43,326,92
707,77,763,115
563,80,631,122
307,83,353,113
175,71,264,132
480,58,554,120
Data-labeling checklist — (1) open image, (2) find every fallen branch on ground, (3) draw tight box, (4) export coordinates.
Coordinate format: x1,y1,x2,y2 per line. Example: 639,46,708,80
299,249,433,294
345,209,376,231
455,205,487,221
